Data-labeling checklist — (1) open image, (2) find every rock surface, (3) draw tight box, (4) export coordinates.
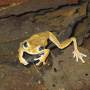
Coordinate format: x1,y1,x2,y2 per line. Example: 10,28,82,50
0,45,90,90
0,3,87,43
0,0,90,90
0,0,79,16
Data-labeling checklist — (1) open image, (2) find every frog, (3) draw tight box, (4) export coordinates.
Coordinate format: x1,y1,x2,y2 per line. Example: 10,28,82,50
18,31,87,66
18,3,87,66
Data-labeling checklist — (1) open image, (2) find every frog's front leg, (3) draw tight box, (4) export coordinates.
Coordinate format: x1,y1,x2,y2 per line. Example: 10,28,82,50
18,48,29,65
48,32,87,63
36,49,50,66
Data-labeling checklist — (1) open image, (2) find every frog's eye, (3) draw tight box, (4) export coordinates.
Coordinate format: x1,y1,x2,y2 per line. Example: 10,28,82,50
38,46,44,51
23,41,29,48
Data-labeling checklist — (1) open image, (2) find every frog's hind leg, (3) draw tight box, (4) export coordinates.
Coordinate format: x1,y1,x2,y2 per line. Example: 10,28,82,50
48,32,87,63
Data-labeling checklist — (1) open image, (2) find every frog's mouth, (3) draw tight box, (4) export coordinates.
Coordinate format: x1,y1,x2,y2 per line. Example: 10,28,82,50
22,51,41,64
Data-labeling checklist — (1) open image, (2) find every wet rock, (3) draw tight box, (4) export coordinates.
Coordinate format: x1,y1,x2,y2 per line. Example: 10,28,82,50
0,3,87,44
0,64,47,90
0,15,35,43
0,71,6,80
42,46,90,90
0,0,26,6
83,38,90,51
0,0,28,12
0,1,89,90
0,0,79,17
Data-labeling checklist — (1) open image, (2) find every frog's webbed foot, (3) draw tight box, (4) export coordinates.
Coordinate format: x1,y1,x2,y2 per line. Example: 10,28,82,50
72,49,87,63
33,56,46,66
35,49,50,66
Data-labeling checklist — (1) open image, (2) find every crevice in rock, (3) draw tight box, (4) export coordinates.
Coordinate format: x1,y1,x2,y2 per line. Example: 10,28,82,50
0,3,82,20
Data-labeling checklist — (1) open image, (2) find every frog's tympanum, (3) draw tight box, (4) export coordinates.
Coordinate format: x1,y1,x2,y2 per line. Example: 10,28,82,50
18,31,87,66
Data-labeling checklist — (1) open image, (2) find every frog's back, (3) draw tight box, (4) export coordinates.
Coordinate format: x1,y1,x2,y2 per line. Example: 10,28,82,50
28,31,49,47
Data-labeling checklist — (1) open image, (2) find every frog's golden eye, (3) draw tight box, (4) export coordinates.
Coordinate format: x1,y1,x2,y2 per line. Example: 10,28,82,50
23,41,29,48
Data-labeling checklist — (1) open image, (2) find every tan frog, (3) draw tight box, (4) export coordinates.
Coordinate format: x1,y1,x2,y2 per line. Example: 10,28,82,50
18,31,87,66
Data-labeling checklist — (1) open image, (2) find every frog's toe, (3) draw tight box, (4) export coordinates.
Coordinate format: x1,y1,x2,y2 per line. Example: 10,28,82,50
35,60,46,66
72,49,87,63
43,61,46,65
36,61,42,66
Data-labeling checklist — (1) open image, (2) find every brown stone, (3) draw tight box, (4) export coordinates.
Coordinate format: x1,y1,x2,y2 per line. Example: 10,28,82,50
0,0,79,13
0,0,27,6
0,0,79,6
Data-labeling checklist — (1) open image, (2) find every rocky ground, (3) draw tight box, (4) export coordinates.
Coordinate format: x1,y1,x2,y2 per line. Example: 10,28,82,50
0,0,90,90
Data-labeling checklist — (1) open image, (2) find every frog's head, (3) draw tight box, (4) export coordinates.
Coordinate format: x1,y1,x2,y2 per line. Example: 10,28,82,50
18,40,44,65
21,40,30,52
21,40,44,54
